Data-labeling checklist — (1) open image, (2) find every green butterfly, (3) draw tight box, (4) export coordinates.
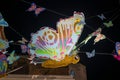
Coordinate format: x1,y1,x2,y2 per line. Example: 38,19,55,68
103,21,113,28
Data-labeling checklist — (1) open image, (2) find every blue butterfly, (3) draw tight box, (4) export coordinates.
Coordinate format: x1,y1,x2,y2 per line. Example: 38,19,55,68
86,49,95,58
0,12,9,27
7,50,20,64
97,14,106,20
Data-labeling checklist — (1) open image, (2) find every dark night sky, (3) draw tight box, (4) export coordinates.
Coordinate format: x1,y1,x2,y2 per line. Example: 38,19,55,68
0,0,120,80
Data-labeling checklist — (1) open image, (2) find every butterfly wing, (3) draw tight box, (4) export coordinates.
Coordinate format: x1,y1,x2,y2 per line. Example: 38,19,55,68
0,39,9,50
115,42,120,55
0,12,9,27
29,27,60,60
0,19,9,27
26,3,36,12
57,12,85,56
35,7,45,16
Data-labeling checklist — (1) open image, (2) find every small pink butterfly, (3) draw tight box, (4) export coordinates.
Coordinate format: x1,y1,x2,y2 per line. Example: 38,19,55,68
26,3,45,16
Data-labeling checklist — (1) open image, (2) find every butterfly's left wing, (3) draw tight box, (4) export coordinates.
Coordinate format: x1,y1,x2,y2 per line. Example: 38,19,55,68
29,27,60,61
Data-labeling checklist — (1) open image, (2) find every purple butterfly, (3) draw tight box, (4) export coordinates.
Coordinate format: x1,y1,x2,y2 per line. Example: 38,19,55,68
26,3,45,16
21,44,29,53
113,42,120,61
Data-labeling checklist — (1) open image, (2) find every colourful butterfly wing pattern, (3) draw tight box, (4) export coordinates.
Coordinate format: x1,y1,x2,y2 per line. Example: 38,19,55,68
29,12,85,61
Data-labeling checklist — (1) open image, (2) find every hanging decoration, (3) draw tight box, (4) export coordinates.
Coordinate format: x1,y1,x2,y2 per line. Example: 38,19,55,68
86,49,95,58
97,14,106,20
103,21,113,28
26,2,46,16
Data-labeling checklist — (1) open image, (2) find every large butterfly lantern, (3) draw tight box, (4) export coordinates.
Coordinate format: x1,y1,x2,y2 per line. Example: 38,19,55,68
28,12,85,68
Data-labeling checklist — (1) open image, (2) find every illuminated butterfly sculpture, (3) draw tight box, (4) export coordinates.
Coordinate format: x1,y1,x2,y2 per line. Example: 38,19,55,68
28,11,85,68
113,42,120,61
86,49,95,58
26,3,46,16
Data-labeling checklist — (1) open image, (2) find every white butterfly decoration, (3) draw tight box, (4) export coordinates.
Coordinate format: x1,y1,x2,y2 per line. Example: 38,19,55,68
29,11,85,61
94,33,106,44
86,49,95,58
